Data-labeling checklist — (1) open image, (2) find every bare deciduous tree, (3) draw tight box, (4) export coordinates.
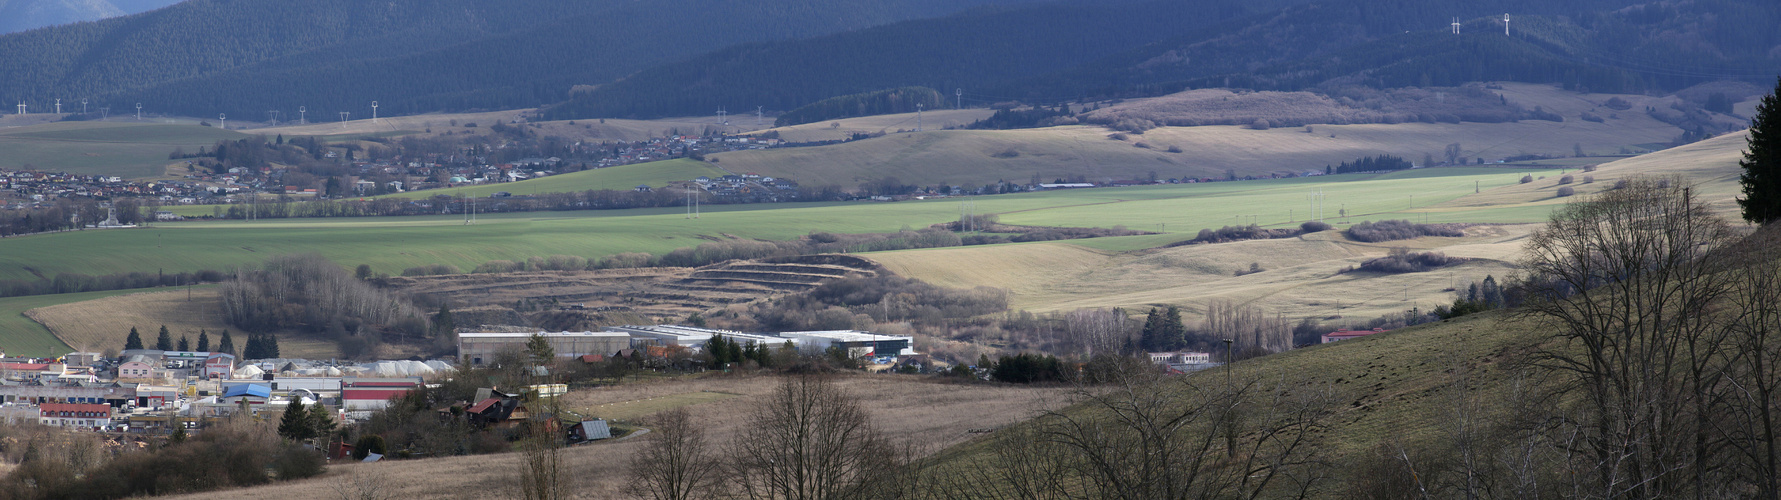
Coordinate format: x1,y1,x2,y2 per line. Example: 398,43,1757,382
727,375,897,500
631,408,720,500
1519,175,1738,497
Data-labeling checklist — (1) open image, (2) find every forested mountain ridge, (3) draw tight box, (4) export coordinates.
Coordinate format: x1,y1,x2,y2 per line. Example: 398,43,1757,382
0,0,181,35
1010,0,1781,100
551,0,1781,120
0,0,1047,119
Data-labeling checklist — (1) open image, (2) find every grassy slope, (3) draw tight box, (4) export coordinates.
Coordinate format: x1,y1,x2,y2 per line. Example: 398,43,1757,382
0,288,177,357
0,121,246,178
925,310,1546,491
164,374,1074,500
743,109,995,143
370,158,728,199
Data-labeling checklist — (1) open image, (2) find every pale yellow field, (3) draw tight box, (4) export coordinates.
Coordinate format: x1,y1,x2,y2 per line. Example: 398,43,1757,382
743,109,995,143
871,226,1527,324
1427,129,1750,218
25,288,338,359
165,374,1073,500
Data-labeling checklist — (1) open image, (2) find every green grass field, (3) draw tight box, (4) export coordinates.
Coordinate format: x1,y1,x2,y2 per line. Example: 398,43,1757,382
0,167,1564,281
0,121,246,178
0,288,177,357
0,129,1744,284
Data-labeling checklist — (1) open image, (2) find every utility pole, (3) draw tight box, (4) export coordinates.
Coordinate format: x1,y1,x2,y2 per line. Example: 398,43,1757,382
956,88,963,109
916,103,923,132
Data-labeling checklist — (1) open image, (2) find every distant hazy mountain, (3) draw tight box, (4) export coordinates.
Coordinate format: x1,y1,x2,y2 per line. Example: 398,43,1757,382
0,0,181,34
0,0,1046,119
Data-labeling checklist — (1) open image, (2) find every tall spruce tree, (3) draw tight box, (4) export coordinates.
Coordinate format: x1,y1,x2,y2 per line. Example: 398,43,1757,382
264,333,280,358
218,330,235,356
1741,76,1781,225
708,335,729,364
1139,308,1162,352
243,333,261,359
177,336,189,352
1163,306,1187,351
196,330,210,352
278,397,311,441
155,325,173,351
124,327,144,351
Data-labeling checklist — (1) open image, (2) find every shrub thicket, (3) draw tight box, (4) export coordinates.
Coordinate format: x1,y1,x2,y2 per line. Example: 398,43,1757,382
1353,248,1467,273
1345,219,1466,242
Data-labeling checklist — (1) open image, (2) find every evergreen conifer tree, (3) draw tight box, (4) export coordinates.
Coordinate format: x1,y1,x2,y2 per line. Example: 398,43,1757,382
196,330,209,352
433,304,455,338
1163,306,1187,351
708,335,728,364
307,403,337,440
124,327,143,351
177,335,189,352
1139,308,1162,352
155,325,173,351
218,330,234,356
278,397,310,441
243,333,262,359
264,333,280,358
1740,77,1781,225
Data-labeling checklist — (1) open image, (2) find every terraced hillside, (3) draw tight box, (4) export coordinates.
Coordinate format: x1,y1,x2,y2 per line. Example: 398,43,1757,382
390,255,881,329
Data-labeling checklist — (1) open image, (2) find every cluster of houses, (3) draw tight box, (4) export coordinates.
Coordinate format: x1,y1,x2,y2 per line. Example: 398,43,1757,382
0,169,221,210
0,349,438,434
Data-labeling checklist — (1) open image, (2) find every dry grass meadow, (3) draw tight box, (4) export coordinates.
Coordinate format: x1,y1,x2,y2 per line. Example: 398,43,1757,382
164,374,1075,500
25,288,338,359
711,85,1688,189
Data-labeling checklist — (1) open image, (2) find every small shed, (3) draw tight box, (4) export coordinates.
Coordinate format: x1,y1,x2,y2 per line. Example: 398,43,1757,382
569,419,611,442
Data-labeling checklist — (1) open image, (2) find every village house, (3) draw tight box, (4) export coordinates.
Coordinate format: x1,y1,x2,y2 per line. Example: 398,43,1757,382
39,403,112,428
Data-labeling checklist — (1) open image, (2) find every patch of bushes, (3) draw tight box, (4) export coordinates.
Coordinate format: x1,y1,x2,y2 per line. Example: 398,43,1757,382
402,264,461,276
1344,219,1467,242
991,352,1069,383
1558,175,1574,184
1520,175,1534,184
1300,221,1332,233
1353,248,1467,273
1557,186,1576,197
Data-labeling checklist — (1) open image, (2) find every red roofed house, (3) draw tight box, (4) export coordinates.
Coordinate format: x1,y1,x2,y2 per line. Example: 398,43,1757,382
1322,328,1387,344
40,403,112,428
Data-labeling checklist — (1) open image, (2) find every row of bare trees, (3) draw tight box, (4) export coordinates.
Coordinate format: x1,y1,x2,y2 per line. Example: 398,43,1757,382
630,370,1335,500
631,375,905,500
1510,175,1781,498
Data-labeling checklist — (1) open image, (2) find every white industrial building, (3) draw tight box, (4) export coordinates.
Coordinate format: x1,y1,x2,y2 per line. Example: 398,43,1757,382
457,331,633,366
778,331,915,357
604,325,788,349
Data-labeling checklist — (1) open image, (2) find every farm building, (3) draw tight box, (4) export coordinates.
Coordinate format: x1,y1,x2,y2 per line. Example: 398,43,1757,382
458,331,633,366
